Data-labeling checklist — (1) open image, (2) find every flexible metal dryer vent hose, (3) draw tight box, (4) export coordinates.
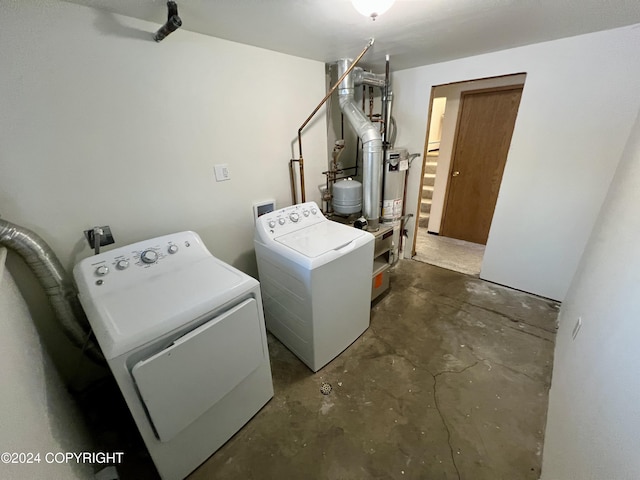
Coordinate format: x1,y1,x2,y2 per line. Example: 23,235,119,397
0,218,105,365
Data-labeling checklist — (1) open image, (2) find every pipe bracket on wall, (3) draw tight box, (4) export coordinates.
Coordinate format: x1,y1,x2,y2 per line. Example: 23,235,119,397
154,1,182,42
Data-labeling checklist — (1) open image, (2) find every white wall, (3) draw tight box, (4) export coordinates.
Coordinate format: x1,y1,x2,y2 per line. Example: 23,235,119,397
426,75,526,234
392,24,640,301
0,0,327,384
426,96,446,151
540,109,640,480
0,248,93,480
0,1,328,279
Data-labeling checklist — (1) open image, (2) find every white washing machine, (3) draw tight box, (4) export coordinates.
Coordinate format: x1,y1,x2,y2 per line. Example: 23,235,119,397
254,201,374,372
73,231,273,480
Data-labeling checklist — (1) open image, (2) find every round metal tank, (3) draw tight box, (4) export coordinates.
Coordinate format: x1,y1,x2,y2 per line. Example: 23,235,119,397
382,148,409,265
332,178,362,215
382,148,408,222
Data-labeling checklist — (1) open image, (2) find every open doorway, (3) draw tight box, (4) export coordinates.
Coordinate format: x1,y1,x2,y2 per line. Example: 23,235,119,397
413,73,526,276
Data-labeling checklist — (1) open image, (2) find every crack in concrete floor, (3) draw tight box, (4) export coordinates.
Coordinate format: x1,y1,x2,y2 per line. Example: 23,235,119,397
433,362,480,480
370,322,480,479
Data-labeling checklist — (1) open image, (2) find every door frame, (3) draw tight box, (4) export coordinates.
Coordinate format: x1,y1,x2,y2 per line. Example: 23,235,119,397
411,87,436,257
411,74,527,258
439,84,524,242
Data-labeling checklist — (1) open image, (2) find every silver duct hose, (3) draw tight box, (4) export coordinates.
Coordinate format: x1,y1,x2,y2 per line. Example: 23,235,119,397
337,58,383,231
0,218,105,364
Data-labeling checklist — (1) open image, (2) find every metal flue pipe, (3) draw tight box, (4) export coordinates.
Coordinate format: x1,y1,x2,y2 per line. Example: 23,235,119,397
290,38,375,204
353,69,386,88
337,59,384,231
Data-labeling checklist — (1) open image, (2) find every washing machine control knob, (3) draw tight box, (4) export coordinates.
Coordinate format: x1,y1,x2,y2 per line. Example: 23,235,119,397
311,208,318,215
167,244,178,254
268,220,276,228
303,210,310,217
140,249,159,264
95,265,109,276
278,218,286,225
289,213,300,223
116,260,129,270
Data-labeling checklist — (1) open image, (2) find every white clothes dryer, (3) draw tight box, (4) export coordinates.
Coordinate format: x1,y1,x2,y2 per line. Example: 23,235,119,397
254,202,374,372
73,231,273,480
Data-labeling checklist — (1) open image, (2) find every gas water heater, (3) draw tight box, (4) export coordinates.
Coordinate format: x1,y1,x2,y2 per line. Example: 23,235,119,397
382,148,410,263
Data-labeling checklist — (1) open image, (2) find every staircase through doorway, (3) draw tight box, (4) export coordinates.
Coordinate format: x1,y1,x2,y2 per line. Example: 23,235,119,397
419,153,438,229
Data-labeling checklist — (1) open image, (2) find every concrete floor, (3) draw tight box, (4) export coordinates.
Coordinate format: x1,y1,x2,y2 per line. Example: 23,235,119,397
186,260,559,480
413,228,485,277
83,259,558,479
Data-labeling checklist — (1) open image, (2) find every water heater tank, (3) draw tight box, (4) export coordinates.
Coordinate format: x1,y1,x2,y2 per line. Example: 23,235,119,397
382,148,409,222
332,178,362,215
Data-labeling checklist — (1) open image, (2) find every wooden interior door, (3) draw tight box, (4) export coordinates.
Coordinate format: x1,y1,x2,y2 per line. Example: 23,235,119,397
440,85,523,245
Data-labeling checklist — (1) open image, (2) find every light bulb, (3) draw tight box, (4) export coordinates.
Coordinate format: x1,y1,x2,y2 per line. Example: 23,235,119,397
351,0,396,20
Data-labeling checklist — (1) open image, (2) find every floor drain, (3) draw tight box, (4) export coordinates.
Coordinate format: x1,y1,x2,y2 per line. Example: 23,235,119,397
320,383,332,395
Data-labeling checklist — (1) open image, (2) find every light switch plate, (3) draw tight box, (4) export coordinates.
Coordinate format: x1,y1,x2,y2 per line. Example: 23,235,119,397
214,164,230,182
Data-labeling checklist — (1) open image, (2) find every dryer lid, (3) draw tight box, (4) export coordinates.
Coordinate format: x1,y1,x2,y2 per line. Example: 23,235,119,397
80,256,257,359
274,221,366,258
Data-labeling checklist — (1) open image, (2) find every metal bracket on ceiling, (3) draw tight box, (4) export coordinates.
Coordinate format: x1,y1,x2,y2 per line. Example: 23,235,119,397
154,1,182,42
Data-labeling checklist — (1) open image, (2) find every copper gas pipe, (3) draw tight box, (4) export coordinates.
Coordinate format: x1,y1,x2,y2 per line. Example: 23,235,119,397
290,38,375,204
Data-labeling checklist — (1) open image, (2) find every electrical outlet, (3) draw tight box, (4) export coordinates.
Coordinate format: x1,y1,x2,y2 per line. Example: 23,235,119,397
84,226,115,249
214,164,230,182
572,316,582,340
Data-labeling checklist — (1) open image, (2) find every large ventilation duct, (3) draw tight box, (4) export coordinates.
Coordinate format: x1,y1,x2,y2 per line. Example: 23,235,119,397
0,218,105,365
337,58,384,231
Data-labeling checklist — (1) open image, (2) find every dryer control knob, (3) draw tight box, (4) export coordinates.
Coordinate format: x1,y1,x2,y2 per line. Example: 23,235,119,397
140,249,159,264
311,208,318,215
303,210,310,217
167,244,178,254
289,213,300,222
95,265,109,276
268,220,276,228
116,260,129,270
278,218,286,225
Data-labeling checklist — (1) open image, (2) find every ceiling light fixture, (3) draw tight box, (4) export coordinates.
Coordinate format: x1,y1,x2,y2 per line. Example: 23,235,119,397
351,0,396,20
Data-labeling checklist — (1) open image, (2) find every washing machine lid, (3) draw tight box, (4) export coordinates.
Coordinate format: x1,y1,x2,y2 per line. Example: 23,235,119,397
274,221,366,258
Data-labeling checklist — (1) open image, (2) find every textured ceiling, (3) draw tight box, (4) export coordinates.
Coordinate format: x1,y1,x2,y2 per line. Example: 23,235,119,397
64,0,640,70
